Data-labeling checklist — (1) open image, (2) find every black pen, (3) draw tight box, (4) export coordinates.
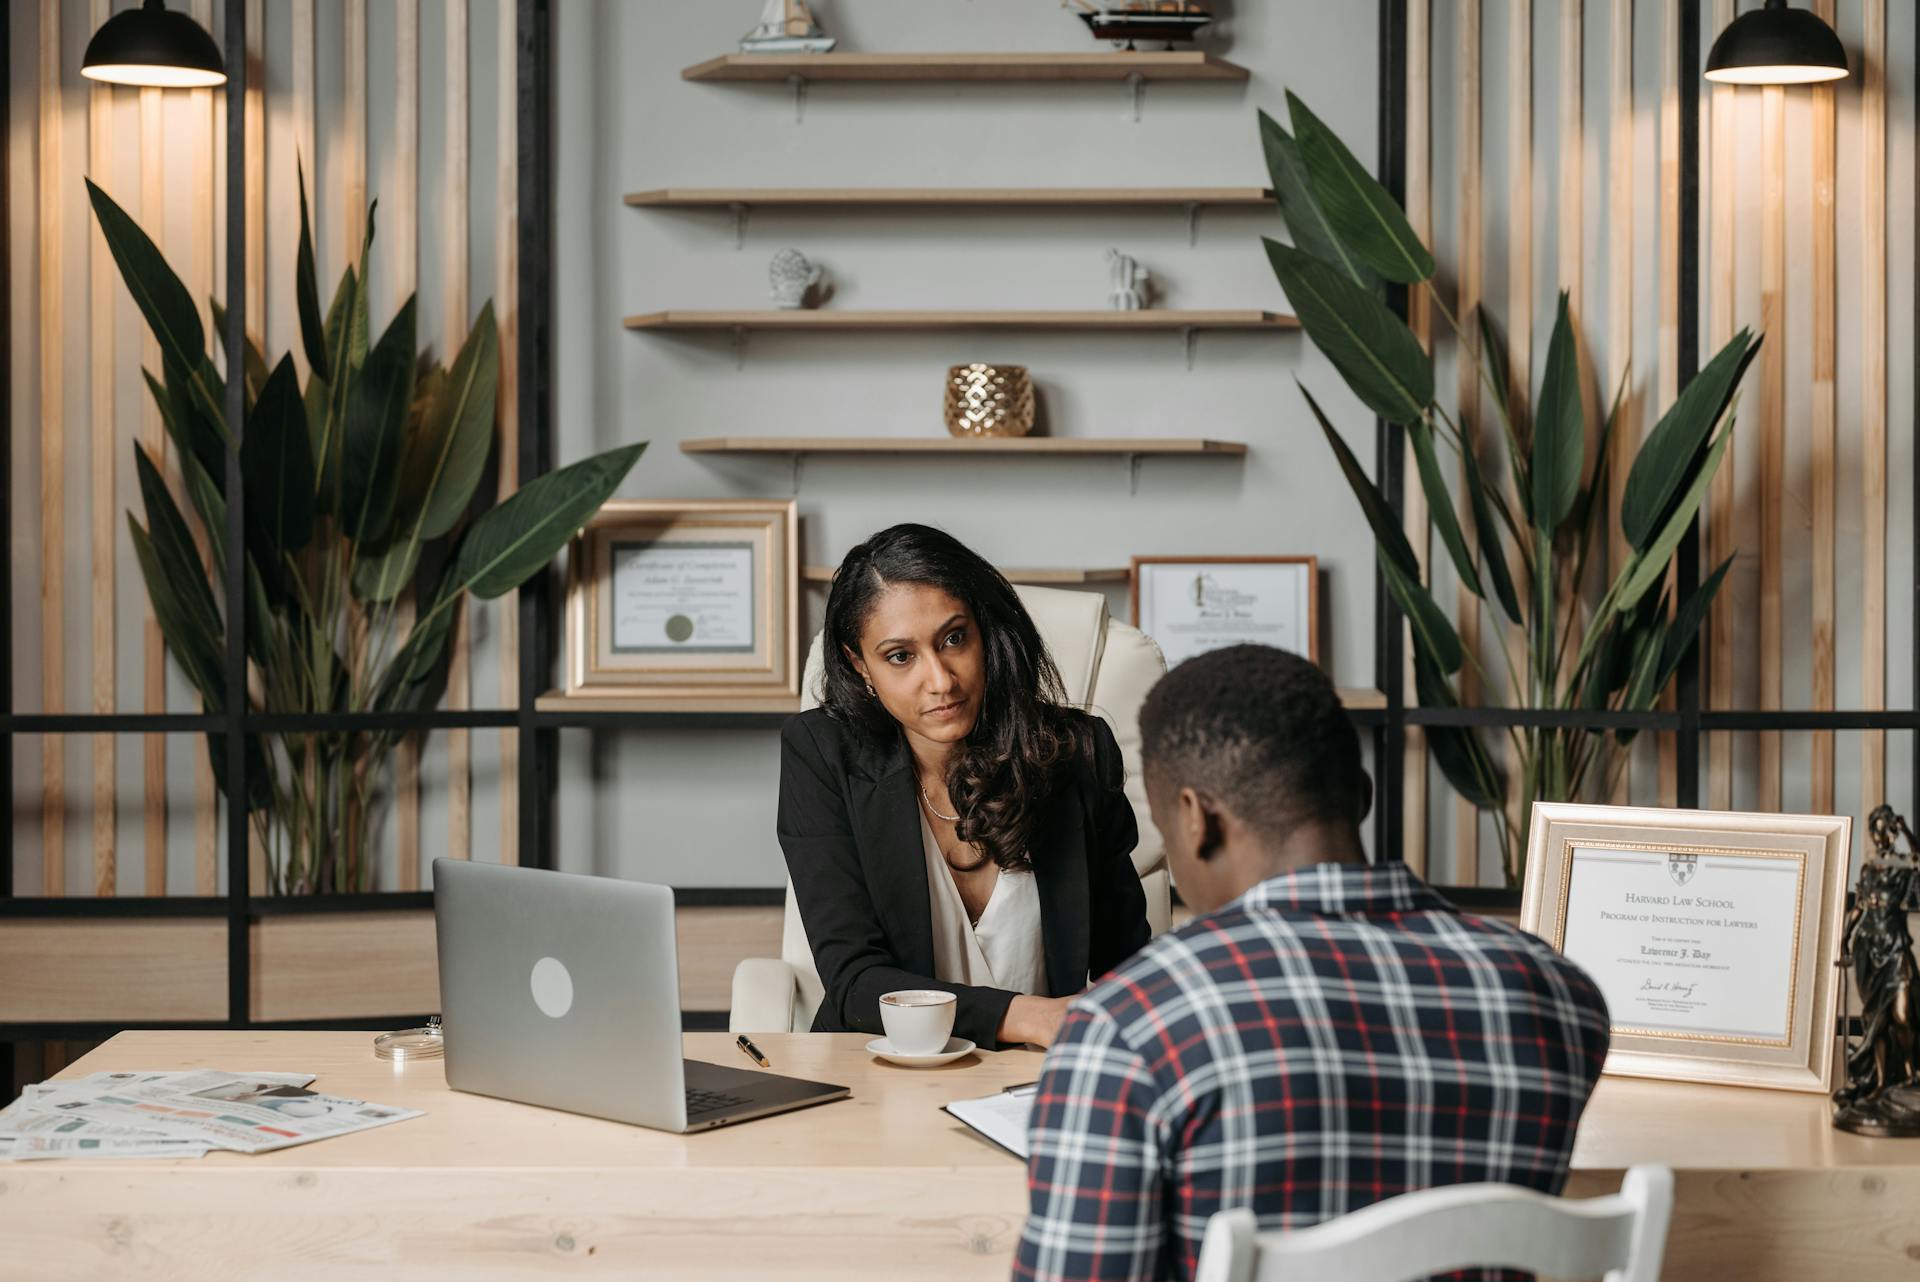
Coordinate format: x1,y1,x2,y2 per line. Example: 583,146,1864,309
735,1034,771,1068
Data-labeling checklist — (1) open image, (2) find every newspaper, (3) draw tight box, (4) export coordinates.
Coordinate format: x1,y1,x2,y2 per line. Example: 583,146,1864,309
0,1069,420,1162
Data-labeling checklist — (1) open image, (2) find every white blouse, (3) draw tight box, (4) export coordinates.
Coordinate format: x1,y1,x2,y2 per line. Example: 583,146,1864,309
918,812,1048,997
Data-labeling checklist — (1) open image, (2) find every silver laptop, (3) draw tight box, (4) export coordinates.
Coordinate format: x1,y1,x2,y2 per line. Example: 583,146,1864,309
433,859,849,1133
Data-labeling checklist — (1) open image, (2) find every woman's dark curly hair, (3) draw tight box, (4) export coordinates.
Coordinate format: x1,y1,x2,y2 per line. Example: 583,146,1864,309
820,524,1093,872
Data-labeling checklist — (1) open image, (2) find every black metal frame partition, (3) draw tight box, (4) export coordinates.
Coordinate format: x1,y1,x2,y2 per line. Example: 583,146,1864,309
0,2,1913,1074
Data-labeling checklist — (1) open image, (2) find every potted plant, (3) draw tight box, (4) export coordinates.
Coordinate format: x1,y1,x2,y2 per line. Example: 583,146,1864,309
89,168,643,895
1261,94,1757,887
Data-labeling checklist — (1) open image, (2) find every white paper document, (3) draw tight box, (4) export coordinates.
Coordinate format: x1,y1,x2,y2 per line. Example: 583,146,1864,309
945,1086,1036,1160
1558,846,1806,1043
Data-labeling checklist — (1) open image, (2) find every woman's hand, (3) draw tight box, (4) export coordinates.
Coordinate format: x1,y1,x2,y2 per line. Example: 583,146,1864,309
998,994,1076,1048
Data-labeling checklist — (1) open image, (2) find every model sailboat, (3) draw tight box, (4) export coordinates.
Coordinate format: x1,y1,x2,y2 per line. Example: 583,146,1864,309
740,0,837,54
1065,0,1214,49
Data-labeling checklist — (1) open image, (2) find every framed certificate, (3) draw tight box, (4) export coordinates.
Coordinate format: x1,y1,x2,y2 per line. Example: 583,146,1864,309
1130,556,1319,666
563,500,799,697
1520,803,1851,1094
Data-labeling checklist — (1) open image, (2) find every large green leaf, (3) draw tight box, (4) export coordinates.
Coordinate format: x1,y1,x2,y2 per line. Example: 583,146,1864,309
242,355,316,562
1268,240,1433,425
1614,421,1735,612
1530,293,1584,534
1620,329,1759,550
86,179,206,403
134,444,223,649
1257,110,1377,292
410,302,500,540
1478,307,1514,428
1408,419,1481,598
352,536,423,604
1380,553,1464,675
1613,603,1670,745
341,296,418,543
1656,554,1735,692
1298,381,1421,580
144,364,227,499
1288,91,1436,284
209,297,271,404
440,444,646,603
127,516,225,706
296,156,329,383
312,265,362,505
1461,445,1523,625
1413,653,1506,810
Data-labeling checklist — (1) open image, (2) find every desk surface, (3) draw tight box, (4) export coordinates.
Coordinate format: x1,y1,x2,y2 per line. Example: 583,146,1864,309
8,1032,1920,1281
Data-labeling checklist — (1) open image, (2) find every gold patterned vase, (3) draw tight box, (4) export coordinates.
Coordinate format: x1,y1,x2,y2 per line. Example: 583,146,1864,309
944,364,1035,438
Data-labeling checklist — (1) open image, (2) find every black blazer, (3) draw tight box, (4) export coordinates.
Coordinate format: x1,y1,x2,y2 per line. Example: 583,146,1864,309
777,706,1151,1047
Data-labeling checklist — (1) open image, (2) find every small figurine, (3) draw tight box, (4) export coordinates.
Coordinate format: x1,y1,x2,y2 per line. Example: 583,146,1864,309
1833,804,1920,1137
769,249,825,309
1107,248,1151,311
1066,1,1215,51
741,0,836,54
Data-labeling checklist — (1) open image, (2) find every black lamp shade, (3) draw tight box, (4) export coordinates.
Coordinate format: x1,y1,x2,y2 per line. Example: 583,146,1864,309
1705,0,1848,85
82,0,226,89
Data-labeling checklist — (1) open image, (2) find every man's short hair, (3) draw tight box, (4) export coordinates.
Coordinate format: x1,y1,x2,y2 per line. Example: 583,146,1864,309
1139,644,1368,837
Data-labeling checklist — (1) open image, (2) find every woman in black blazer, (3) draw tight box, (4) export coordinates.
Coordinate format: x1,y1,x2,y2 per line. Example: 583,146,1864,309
778,524,1151,1049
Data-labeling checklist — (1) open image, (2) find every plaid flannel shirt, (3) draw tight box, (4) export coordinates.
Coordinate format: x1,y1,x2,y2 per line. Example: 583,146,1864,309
1012,861,1611,1282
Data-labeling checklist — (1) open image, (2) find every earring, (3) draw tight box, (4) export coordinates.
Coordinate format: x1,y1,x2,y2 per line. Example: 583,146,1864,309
864,681,876,697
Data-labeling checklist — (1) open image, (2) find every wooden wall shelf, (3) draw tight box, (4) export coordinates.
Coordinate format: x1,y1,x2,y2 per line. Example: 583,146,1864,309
802,564,1131,586
535,693,803,717
681,436,1246,456
626,187,1273,209
626,310,1295,331
681,52,1251,83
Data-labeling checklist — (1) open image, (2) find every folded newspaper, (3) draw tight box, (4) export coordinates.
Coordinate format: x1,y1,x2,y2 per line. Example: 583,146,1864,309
0,1069,422,1162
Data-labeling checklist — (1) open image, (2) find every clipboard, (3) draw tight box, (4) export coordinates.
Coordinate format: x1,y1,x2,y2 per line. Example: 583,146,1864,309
942,1081,1038,1160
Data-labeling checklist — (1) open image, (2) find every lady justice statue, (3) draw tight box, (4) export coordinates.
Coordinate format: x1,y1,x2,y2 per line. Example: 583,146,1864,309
1833,805,1920,1137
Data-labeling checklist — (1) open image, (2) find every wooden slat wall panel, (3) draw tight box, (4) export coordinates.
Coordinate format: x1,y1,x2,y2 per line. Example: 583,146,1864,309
1503,0,1532,862
1758,85,1785,812
140,85,167,895
190,0,219,894
246,0,264,344
1706,0,1736,811
498,0,521,863
1453,0,1483,886
1606,0,1633,806
1861,0,1889,807
446,0,474,863
88,0,116,899
1808,0,1838,816
1654,0,1679,808
1403,0,1431,877
40,0,66,898
344,0,367,255
394,0,422,891
0,921,228,1022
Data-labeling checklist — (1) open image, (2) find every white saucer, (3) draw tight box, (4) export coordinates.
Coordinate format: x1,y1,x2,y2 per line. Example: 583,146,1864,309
866,1036,976,1067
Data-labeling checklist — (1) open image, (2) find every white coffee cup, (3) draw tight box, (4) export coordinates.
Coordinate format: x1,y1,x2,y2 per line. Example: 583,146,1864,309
879,989,958,1056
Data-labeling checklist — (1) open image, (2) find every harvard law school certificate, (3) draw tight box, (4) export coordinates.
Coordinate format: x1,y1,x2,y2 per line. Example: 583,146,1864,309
1557,847,1806,1045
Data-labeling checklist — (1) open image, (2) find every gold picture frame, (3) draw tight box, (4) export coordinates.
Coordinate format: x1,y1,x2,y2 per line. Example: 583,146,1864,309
1519,803,1851,1094
563,500,799,698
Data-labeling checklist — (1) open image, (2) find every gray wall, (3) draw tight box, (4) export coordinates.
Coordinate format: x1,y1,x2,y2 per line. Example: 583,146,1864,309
548,0,1386,887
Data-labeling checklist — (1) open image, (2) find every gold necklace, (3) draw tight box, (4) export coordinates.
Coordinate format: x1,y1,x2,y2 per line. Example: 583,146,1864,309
919,783,961,823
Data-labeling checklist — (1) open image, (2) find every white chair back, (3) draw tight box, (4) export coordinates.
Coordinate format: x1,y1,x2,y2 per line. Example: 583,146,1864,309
768,583,1167,1032
1193,1165,1674,1282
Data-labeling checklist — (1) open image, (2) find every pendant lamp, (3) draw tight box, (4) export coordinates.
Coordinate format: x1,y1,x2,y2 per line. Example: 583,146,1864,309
1704,0,1848,85
82,0,226,89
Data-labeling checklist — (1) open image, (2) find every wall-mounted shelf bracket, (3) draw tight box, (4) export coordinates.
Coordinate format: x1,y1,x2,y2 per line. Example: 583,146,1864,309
788,452,805,495
729,201,749,248
730,325,748,369
1182,326,1198,370
1127,71,1145,122
789,74,808,122
1184,201,1202,246
1125,452,1145,496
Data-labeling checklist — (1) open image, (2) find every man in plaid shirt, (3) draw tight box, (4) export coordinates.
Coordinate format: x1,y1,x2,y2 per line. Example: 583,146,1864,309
1013,645,1611,1282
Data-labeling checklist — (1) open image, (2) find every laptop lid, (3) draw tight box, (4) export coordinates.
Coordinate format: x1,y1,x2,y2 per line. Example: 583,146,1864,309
433,859,690,1132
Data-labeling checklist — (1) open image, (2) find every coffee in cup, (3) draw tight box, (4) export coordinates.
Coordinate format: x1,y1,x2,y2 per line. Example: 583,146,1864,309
879,989,958,1055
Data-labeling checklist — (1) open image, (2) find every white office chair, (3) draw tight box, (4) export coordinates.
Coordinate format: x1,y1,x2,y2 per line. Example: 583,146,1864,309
1192,1165,1674,1282
729,583,1171,1034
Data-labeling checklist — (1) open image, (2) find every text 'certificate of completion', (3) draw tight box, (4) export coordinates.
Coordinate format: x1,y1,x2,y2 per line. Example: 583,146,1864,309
1558,847,1806,1045
611,541,756,654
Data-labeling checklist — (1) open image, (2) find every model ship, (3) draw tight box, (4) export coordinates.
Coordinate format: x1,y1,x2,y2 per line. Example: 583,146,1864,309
1066,1,1214,49
740,0,836,55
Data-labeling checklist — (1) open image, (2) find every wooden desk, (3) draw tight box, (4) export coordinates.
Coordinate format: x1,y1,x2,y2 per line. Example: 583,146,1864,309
6,1032,1920,1280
